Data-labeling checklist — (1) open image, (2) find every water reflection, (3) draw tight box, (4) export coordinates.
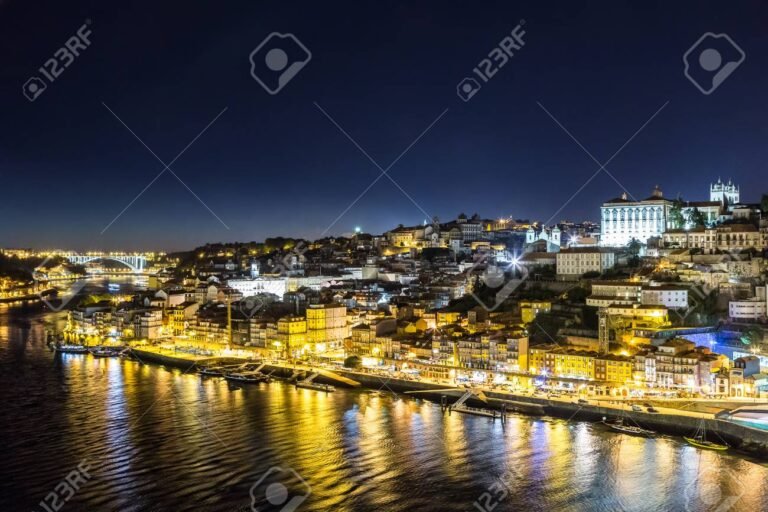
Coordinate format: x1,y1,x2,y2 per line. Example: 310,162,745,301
2,311,768,511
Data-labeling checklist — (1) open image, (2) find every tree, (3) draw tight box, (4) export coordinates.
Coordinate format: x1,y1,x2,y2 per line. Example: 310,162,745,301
669,199,685,229
686,207,706,228
344,356,362,369
627,238,642,256
761,194,768,214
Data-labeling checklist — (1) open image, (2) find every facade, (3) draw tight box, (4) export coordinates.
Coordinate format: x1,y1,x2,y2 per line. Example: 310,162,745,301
710,178,740,205
661,224,767,254
587,281,642,307
227,276,287,299
600,187,672,246
556,248,616,278
641,286,688,309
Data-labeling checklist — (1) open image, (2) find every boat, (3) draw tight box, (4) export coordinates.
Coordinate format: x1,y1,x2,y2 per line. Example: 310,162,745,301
684,436,729,451
684,420,728,451
90,348,114,358
451,404,499,418
54,344,89,354
224,372,267,384
199,366,226,377
602,416,656,437
295,381,335,392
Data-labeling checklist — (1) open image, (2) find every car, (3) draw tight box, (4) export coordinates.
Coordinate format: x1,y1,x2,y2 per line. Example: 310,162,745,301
631,405,643,413
577,398,588,405
646,406,659,413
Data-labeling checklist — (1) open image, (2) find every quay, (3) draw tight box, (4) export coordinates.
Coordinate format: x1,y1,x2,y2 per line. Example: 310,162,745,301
119,346,768,458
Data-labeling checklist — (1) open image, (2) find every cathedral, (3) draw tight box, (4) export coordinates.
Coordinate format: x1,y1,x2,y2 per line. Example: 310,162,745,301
710,178,739,205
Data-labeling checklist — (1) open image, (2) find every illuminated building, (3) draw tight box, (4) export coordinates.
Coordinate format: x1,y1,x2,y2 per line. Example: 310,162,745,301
556,248,616,278
306,304,348,351
276,316,307,357
520,301,551,324
600,304,670,345
710,177,740,204
662,224,767,253
600,186,673,246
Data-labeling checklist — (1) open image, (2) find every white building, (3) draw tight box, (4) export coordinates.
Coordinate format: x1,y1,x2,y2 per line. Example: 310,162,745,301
641,286,689,309
600,187,672,247
227,277,287,299
525,226,561,252
729,286,767,321
710,178,740,205
556,248,616,278
587,281,642,307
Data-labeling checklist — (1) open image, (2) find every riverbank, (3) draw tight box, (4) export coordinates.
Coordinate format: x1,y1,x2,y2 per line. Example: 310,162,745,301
124,348,768,459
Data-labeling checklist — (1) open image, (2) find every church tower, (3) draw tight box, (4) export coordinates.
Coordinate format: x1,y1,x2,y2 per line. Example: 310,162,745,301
710,178,740,205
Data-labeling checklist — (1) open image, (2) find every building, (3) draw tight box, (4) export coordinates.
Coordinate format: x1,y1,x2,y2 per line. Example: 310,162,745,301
525,226,561,252
520,301,551,324
587,281,642,308
227,276,287,299
661,224,767,254
641,286,689,309
729,287,767,321
306,304,348,352
556,248,616,279
600,186,672,246
710,178,740,205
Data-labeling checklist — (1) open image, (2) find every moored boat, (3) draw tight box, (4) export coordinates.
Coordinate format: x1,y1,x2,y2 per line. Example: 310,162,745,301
684,436,728,451
296,381,335,392
684,419,729,451
54,344,89,354
225,372,267,384
199,366,226,377
90,348,114,358
602,417,656,437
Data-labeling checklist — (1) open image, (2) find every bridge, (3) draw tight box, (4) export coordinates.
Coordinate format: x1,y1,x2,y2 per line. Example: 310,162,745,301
63,252,149,272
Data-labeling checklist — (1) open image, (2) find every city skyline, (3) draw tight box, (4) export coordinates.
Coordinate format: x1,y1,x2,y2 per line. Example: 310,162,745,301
3,2,768,250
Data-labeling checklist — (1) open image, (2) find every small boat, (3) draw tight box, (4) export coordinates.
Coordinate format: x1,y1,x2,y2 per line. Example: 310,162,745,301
224,372,266,384
684,419,728,451
451,404,499,418
684,436,728,451
90,348,114,358
602,417,656,437
54,344,89,354
199,366,226,377
296,381,335,392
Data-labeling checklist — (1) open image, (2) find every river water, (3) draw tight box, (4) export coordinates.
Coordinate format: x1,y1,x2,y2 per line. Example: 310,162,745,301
1,285,768,511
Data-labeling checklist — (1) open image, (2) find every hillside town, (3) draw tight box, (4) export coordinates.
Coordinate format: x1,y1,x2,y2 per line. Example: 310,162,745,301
17,179,768,399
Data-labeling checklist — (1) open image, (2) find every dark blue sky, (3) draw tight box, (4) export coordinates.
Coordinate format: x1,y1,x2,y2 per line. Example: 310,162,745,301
2,1,767,251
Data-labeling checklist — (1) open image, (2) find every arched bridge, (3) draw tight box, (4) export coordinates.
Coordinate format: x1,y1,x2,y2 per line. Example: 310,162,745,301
63,253,148,272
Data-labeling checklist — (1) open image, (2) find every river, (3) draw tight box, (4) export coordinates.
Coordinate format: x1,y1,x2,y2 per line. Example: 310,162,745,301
1,282,768,511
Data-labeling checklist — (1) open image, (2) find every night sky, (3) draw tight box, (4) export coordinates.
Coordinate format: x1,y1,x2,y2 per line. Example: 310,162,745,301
1,1,767,251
